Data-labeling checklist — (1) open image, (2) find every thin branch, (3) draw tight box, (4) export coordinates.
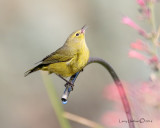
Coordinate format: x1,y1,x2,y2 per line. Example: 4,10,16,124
62,57,135,128
149,2,156,32
63,112,104,128
154,26,160,46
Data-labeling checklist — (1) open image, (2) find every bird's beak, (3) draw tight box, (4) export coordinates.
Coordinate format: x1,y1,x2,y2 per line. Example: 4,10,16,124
81,25,88,33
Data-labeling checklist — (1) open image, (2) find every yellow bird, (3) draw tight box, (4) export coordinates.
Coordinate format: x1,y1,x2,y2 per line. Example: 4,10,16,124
25,25,90,80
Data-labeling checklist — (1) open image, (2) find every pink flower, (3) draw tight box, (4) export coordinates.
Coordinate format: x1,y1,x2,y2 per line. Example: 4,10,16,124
137,0,146,6
130,40,148,51
122,16,139,29
145,8,151,19
129,50,159,64
140,81,160,106
103,84,120,102
128,50,148,62
122,16,148,37
149,55,159,63
103,82,129,103
140,82,153,93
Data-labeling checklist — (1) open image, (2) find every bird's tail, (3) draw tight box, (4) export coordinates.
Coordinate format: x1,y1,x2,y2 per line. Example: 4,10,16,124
24,64,44,77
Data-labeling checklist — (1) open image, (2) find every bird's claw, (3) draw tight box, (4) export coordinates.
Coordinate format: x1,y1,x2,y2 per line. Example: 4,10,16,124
64,82,74,91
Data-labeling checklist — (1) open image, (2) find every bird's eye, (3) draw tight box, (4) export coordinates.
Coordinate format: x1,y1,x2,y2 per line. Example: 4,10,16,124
76,33,79,36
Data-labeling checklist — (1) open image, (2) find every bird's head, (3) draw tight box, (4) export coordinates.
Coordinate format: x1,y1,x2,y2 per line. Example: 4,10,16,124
66,25,88,45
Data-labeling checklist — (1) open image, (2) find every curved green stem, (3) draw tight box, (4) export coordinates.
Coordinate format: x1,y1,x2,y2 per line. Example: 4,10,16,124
62,57,135,128
41,72,71,128
88,57,135,128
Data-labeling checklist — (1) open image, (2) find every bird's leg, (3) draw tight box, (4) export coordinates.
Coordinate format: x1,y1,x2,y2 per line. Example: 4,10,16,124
58,75,74,88
70,72,80,83
67,72,80,90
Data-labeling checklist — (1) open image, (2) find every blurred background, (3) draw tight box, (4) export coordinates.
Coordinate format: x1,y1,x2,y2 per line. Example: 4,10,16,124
0,0,160,128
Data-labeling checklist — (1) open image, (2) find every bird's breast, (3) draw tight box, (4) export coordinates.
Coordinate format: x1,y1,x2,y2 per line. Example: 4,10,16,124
70,43,89,73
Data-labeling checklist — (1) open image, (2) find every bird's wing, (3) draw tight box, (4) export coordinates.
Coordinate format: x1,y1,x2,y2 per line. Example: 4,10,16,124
40,46,76,64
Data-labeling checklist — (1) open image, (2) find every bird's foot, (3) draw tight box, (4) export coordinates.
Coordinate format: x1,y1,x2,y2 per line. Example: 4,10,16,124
58,75,74,90
64,82,74,91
